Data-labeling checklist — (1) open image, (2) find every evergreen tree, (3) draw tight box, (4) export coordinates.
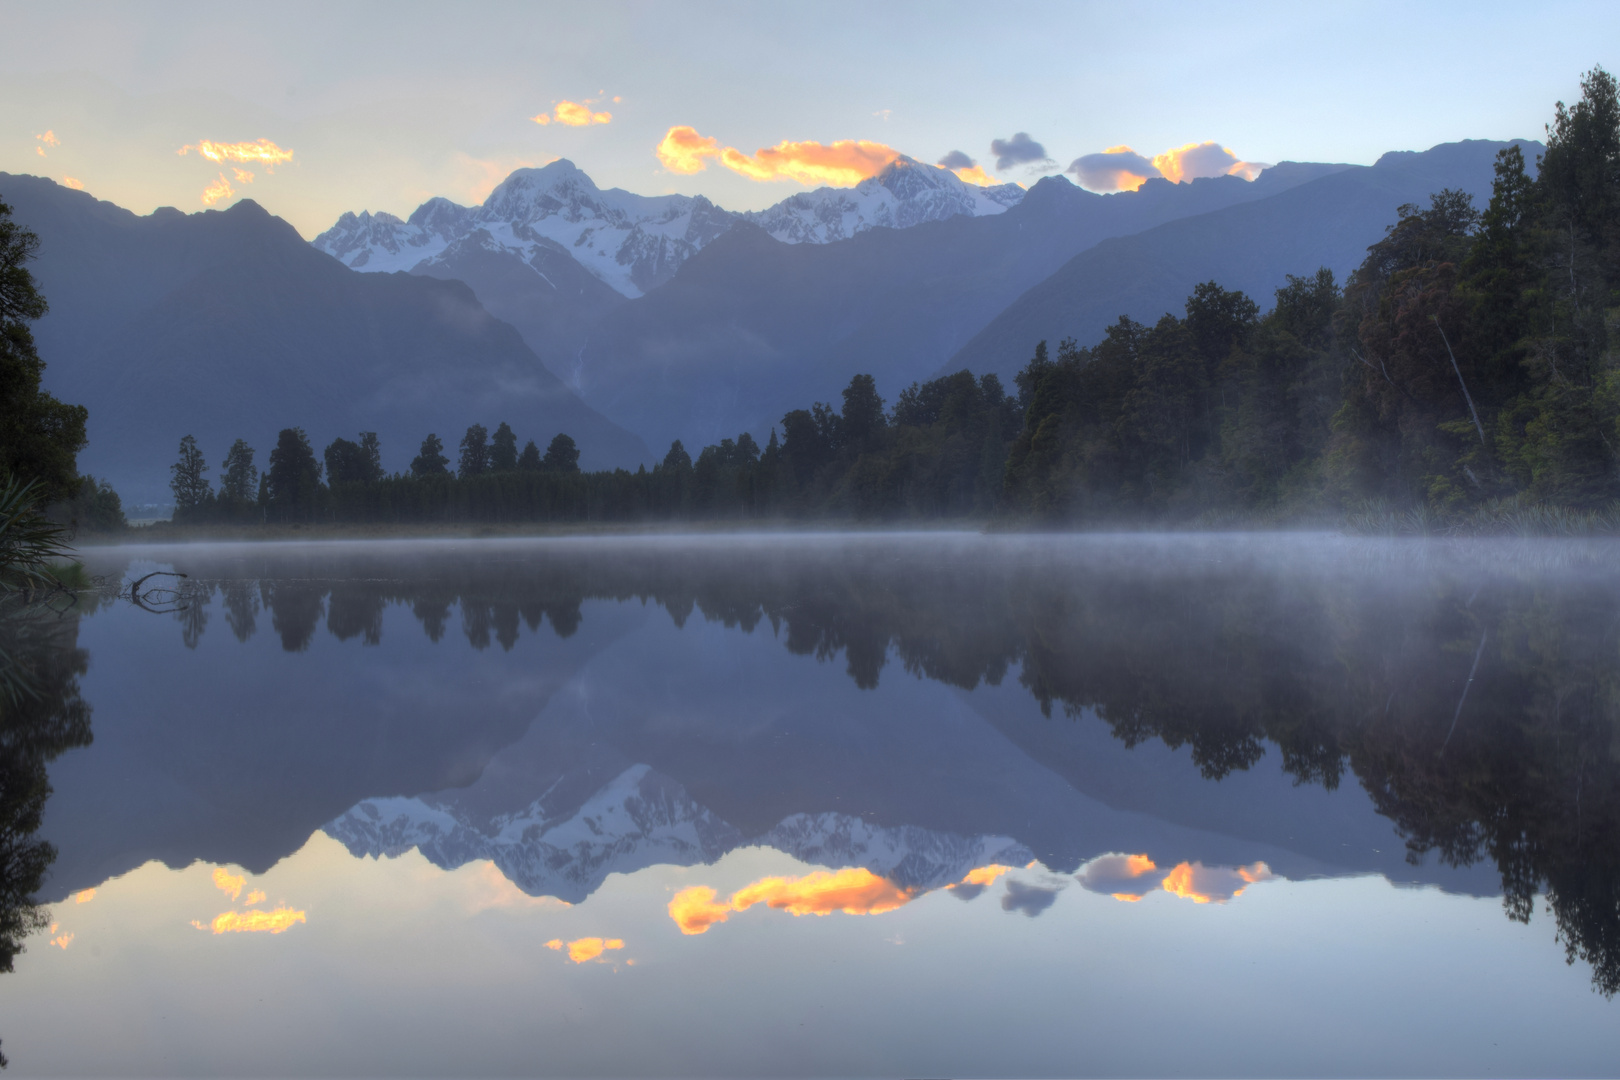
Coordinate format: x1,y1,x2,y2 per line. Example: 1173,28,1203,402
542,433,580,474
219,439,258,505
410,433,449,477
324,437,372,486
517,439,542,471
839,374,886,456
169,435,211,518
663,440,693,472
265,428,321,521
490,422,518,472
458,424,490,478
0,198,86,498
358,432,383,482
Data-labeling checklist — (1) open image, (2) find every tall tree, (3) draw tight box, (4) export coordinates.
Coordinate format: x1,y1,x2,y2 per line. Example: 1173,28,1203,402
517,439,542,471
490,422,518,472
219,439,258,505
265,428,321,521
410,433,449,477
169,435,211,518
0,199,86,498
358,432,383,482
542,433,580,474
323,437,372,486
839,374,886,456
458,424,490,478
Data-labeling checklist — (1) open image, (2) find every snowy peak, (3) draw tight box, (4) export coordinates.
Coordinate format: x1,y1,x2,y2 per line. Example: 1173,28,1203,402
744,156,1026,244
323,763,1032,903
312,159,734,297
311,158,1026,294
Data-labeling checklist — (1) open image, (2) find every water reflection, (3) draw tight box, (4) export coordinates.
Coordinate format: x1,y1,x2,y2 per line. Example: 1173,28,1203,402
39,534,1620,1007
0,590,99,1068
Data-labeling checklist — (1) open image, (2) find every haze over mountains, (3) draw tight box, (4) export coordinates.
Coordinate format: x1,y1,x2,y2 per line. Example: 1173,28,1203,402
3,137,1535,501
0,174,647,502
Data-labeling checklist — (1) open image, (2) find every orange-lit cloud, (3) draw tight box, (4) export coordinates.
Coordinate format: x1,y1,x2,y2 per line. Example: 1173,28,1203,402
952,164,1000,187
669,886,735,936
212,867,245,901
961,864,1015,887
657,126,903,187
74,889,95,904
232,167,254,184
533,100,612,127
61,177,84,190
656,126,722,175
672,868,918,935
1160,861,1273,904
1078,852,1167,901
178,138,294,171
545,937,625,963
1151,141,1265,183
731,868,915,917
51,930,73,949
1066,142,1267,193
245,889,266,905
36,130,60,147
194,907,306,934
201,173,233,206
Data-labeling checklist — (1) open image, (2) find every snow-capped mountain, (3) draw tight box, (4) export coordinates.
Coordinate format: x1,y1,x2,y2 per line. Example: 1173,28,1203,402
312,160,734,298
311,158,1025,299
324,763,1032,902
744,156,1025,244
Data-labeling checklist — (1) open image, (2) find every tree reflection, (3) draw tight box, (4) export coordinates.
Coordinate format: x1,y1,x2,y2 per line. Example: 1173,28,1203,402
0,593,95,1067
148,540,1620,994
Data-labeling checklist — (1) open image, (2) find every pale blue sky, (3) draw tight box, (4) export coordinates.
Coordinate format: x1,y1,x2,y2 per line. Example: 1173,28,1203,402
1,0,1613,236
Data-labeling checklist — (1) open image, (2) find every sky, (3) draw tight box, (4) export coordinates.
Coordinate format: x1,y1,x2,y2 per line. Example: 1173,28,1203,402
2,0,1616,238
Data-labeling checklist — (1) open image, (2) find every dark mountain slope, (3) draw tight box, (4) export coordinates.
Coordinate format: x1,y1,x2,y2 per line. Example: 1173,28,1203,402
0,175,647,502
575,163,1350,452
943,139,1540,384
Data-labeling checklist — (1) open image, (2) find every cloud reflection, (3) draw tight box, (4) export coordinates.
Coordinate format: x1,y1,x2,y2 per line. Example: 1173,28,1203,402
212,867,245,901
194,907,306,934
545,937,625,963
1076,853,1274,904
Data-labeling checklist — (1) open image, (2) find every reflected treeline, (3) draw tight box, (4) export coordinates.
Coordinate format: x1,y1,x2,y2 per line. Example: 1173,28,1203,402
147,538,1620,994
0,592,96,1067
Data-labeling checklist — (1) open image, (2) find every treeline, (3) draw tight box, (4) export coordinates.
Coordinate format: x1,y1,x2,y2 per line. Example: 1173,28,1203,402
168,368,1019,525
1007,67,1620,524
171,67,1620,529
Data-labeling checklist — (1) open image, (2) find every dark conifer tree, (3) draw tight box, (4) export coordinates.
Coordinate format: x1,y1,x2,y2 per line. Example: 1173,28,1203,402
358,432,383,482
265,428,321,521
517,439,542,471
219,439,258,505
169,435,211,519
324,437,370,486
490,422,518,472
410,434,449,477
542,433,580,474
459,424,490,478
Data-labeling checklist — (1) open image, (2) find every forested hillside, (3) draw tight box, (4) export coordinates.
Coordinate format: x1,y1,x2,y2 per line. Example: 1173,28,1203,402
161,69,1620,533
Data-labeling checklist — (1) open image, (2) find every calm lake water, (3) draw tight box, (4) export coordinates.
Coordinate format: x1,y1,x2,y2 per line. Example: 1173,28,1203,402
5,532,1620,1077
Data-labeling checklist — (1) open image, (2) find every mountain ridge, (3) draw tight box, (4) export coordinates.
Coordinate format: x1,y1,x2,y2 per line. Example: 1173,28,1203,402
0,175,648,501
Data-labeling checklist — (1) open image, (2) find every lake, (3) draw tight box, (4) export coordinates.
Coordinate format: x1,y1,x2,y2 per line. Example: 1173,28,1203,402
3,532,1619,1077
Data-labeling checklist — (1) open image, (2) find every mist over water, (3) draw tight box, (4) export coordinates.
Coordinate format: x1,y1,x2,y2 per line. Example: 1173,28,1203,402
5,532,1620,1075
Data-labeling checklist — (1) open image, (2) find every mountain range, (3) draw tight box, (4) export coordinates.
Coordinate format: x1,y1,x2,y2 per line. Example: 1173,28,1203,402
3,136,1536,501
0,174,647,503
